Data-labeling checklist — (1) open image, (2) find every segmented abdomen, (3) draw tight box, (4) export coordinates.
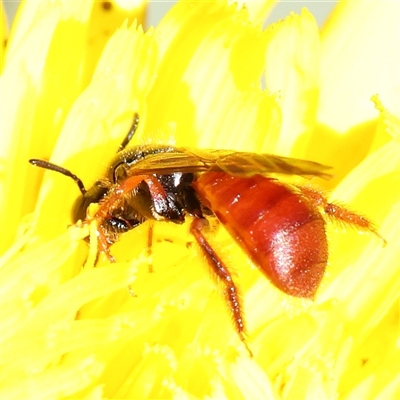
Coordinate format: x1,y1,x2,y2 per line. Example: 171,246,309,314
194,172,328,298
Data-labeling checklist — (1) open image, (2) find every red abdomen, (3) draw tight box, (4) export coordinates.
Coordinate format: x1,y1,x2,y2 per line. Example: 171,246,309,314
193,172,328,298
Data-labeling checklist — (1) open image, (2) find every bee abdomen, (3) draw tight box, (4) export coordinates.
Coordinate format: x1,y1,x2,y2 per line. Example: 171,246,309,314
194,172,328,298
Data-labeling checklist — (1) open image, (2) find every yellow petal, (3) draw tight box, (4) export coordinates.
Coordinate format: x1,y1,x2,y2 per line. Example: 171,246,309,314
146,1,281,152
319,116,400,397
264,8,321,157
32,22,157,242
241,0,277,25
0,0,8,72
0,0,151,254
0,0,94,253
318,1,400,131
302,2,399,185
85,0,147,83
1,1,399,398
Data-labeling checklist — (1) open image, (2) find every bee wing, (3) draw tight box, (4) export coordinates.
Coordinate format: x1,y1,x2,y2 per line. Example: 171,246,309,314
126,150,214,175
129,148,332,179
211,151,333,179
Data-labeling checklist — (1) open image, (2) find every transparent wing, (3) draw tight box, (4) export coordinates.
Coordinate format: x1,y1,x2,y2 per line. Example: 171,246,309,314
127,148,333,179
209,150,332,179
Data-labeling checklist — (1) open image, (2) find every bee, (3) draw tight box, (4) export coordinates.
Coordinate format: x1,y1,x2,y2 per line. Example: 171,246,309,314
30,113,381,344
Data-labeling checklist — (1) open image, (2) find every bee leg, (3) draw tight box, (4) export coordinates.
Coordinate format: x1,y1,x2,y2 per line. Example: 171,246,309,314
297,186,385,243
147,223,154,273
190,217,252,355
93,175,168,222
95,223,116,263
89,175,168,260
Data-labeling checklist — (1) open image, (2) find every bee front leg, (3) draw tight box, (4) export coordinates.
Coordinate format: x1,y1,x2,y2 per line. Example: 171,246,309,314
88,175,169,262
96,223,116,263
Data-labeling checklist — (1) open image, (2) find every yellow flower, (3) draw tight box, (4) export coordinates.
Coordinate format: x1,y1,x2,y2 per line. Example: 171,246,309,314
1,0,399,399
1,1,8,72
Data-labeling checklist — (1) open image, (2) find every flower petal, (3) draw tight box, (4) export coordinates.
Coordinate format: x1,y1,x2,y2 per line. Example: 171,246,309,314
146,1,281,151
0,0,8,72
318,1,400,131
264,8,321,157
85,0,147,82
241,0,277,25
0,0,94,253
32,22,158,240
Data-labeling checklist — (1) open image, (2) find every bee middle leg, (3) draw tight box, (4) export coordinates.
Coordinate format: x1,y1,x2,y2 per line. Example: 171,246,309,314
190,217,250,352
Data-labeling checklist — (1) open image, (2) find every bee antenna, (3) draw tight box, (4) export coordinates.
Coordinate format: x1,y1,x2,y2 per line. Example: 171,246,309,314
29,159,87,195
118,112,139,152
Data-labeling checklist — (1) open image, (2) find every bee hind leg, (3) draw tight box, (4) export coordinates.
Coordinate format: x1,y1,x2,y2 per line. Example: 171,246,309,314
297,186,385,244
